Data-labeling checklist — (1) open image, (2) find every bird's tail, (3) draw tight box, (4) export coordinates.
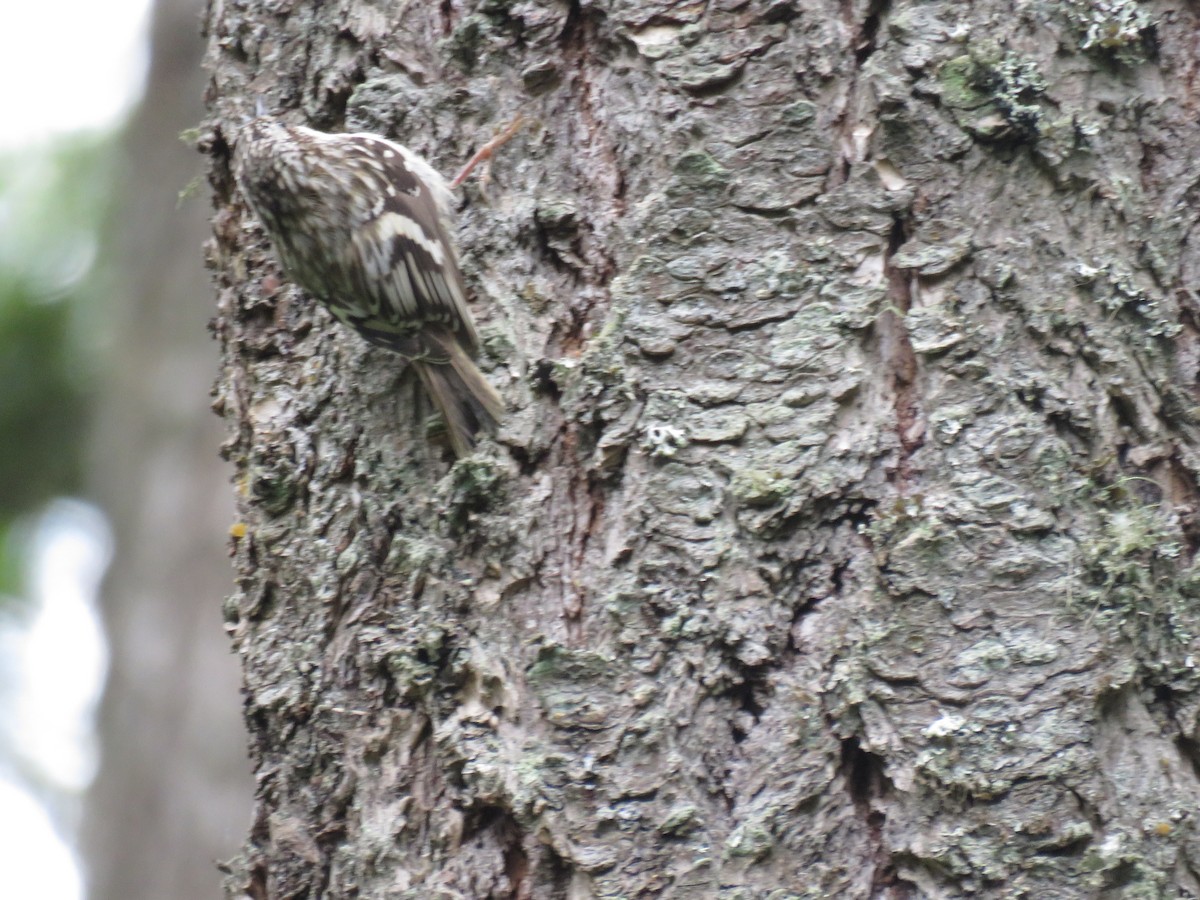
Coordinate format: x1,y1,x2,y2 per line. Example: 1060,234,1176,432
412,343,504,458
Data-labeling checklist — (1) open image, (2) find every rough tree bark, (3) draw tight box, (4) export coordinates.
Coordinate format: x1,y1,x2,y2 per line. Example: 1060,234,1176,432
203,1,1200,897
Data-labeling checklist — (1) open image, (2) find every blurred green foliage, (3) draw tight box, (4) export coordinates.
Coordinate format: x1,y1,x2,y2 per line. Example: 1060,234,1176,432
0,134,115,599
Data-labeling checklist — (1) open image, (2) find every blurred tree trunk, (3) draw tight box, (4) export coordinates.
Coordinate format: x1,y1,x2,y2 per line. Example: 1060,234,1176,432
82,0,251,897
204,1,1200,896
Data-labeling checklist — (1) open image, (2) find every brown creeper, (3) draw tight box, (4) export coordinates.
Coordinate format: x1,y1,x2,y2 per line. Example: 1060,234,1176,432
233,117,504,457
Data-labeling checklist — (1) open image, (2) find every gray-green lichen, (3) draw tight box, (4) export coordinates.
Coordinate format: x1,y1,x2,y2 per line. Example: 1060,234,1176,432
1073,259,1182,342
436,456,506,535
1064,0,1154,65
938,50,1047,143
1077,481,1200,669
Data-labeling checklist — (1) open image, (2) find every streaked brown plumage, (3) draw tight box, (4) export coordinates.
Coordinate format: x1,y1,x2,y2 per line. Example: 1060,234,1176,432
234,118,503,457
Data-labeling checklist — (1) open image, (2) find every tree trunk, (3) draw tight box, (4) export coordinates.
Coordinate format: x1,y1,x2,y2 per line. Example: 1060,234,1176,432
203,1,1200,896
82,0,251,896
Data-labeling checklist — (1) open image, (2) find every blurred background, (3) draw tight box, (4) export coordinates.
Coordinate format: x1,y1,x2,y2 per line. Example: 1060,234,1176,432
0,0,251,898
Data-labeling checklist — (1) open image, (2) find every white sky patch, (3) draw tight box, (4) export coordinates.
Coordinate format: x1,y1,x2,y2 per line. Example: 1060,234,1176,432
14,500,111,789
0,500,111,900
0,781,84,899
0,0,153,149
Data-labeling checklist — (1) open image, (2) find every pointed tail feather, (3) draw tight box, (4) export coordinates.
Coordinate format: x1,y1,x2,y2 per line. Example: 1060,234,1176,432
413,344,503,457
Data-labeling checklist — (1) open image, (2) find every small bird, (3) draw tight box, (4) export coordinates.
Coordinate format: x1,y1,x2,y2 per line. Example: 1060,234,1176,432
234,116,505,457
